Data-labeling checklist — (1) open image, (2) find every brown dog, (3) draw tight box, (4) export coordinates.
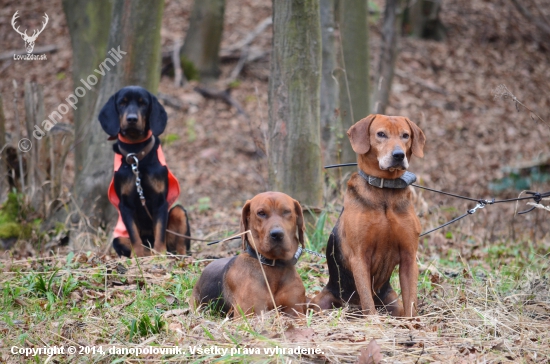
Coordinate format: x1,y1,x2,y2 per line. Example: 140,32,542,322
312,114,426,317
192,192,307,316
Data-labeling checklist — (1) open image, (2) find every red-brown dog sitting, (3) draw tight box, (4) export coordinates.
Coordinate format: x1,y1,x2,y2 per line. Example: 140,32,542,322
192,192,307,316
312,114,426,317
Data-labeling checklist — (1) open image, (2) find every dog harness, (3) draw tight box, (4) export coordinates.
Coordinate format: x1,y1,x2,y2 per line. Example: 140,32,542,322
358,170,416,189
245,243,303,267
108,132,180,238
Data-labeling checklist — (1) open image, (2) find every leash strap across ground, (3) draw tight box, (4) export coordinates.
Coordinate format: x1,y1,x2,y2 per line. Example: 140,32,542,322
324,162,549,236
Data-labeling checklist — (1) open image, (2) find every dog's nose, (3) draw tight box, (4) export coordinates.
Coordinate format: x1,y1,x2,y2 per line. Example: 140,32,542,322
127,114,138,124
392,150,405,161
269,228,284,242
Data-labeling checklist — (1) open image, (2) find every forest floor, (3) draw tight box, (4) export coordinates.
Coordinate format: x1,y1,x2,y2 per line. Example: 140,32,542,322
0,0,549,362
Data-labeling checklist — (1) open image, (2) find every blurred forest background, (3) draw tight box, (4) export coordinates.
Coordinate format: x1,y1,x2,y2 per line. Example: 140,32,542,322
0,0,549,256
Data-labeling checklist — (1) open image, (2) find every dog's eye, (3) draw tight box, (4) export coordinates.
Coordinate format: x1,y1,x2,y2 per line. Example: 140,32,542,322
257,211,266,218
377,131,387,138
282,210,291,216
402,133,410,139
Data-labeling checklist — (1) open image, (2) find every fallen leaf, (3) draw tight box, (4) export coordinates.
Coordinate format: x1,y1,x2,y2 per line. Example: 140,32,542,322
284,327,315,343
168,321,184,335
70,291,82,303
357,339,382,364
163,308,190,318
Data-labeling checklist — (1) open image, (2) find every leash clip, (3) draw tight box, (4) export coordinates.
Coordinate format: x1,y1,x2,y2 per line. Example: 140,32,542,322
468,202,486,214
126,153,139,166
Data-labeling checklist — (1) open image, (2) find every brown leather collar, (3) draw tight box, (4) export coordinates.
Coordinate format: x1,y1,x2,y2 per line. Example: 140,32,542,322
118,136,156,164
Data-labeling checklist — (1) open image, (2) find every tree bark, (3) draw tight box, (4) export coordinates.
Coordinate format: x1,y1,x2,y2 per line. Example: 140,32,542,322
372,0,404,114
62,0,112,174
0,94,6,200
23,82,45,212
337,0,370,164
180,0,225,81
268,0,323,211
72,0,164,231
320,0,340,164
404,0,445,41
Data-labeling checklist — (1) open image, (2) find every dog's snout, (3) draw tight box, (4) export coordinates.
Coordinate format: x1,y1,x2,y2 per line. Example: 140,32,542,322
126,113,138,123
269,228,285,242
392,149,405,161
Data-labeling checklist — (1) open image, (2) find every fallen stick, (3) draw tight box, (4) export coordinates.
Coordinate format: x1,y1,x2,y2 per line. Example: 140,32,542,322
194,86,247,116
394,69,448,95
158,93,185,110
222,16,272,55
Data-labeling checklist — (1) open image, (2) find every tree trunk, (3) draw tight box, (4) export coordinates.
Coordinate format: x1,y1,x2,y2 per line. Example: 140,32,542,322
23,82,46,212
268,0,323,213
72,0,164,235
337,0,370,164
0,94,6,200
372,0,404,114
320,0,340,165
180,0,225,82
404,0,445,41
62,0,112,175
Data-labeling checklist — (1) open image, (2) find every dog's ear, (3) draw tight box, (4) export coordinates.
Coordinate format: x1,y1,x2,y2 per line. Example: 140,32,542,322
240,200,252,250
98,93,120,137
405,118,426,158
293,199,305,248
149,93,167,136
347,114,377,155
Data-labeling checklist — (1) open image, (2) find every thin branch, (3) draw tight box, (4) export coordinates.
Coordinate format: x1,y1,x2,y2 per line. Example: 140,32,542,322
222,17,272,55
493,84,549,129
394,69,448,95
171,40,186,87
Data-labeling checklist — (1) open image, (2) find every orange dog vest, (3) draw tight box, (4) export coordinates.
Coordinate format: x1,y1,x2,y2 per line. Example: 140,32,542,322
108,138,180,238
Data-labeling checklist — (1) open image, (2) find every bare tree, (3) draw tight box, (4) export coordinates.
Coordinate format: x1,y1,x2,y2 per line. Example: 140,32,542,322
372,0,405,114
268,0,323,213
320,0,340,164
72,0,164,236
0,94,6,199
337,0,370,164
180,0,225,81
404,0,446,41
62,0,112,173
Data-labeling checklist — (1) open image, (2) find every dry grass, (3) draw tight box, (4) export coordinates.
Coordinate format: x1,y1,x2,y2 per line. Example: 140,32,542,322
1,215,549,363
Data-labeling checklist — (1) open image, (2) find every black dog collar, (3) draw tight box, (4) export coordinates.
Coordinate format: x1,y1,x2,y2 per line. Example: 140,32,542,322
358,169,416,189
245,243,303,267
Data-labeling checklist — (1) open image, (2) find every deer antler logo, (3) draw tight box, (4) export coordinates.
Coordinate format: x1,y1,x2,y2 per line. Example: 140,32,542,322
11,11,49,54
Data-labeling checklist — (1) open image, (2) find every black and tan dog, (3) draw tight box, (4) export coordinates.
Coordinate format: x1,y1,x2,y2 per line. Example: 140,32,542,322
99,86,190,257
192,192,307,316
312,114,426,317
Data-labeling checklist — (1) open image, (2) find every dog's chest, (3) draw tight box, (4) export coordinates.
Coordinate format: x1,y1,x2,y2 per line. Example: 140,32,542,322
342,187,421,245
115,163,168,198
